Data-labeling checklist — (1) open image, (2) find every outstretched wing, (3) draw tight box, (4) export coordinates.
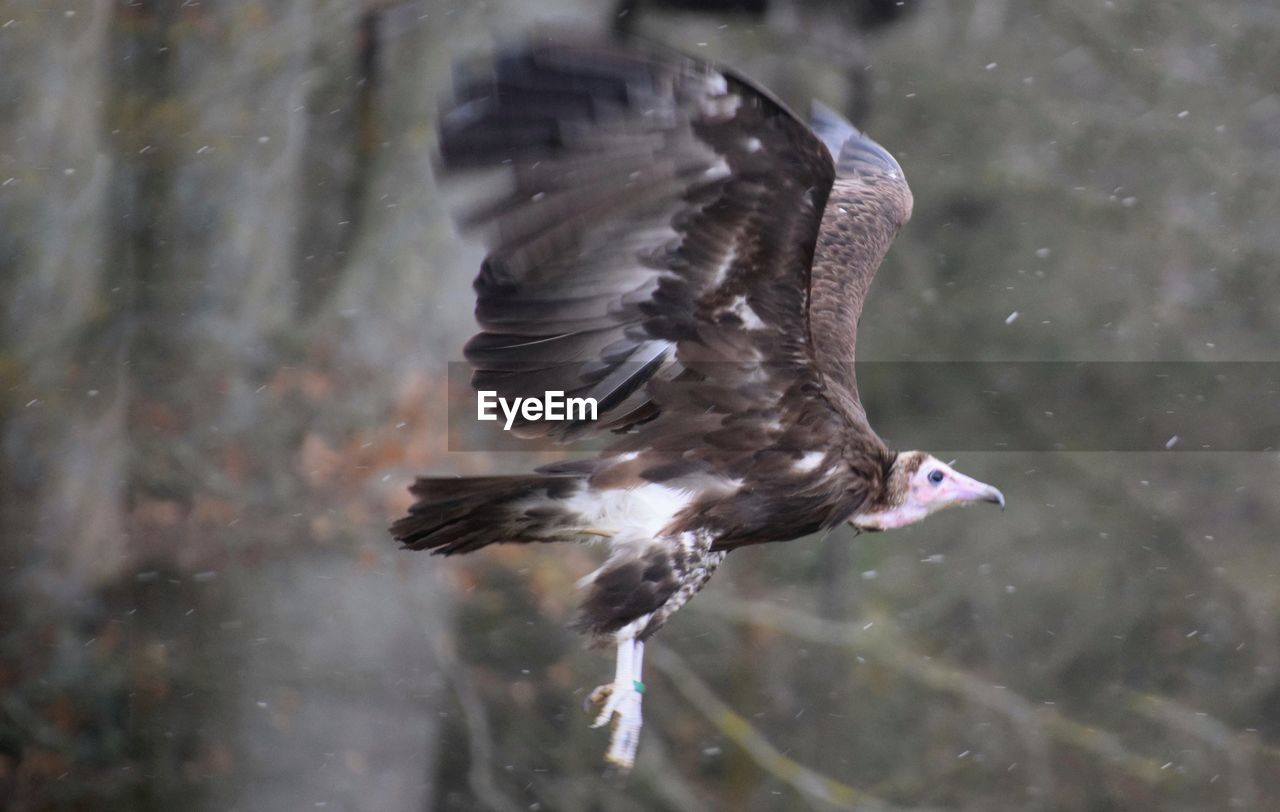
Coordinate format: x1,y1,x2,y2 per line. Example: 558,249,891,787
441,33,910,477
440,34,817,435
803,100,914,424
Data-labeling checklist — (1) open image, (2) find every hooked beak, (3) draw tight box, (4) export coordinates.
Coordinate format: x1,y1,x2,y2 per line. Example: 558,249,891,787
951,472,1005,510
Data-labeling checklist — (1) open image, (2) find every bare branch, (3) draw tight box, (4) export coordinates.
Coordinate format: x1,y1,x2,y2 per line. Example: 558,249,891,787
695,597,1167,786
424,626,524,812
648,643,908,812
634,733,714,812
1127,692,1258,808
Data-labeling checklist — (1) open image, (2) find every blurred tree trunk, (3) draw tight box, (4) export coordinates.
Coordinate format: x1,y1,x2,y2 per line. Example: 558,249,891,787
1,4,456,809
0,2,123,596
207,554,449,811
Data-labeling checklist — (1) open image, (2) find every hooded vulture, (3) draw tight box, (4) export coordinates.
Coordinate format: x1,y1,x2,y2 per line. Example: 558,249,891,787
391,32,1005,770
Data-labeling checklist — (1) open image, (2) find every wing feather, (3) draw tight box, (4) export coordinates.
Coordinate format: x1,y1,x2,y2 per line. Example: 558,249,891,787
439,34,911,534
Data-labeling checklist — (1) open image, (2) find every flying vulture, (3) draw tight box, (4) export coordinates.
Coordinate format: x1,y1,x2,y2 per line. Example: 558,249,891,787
391,32,1005,771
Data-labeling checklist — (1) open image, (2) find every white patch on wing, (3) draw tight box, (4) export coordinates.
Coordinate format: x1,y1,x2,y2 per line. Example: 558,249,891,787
701,91,741,120
703,156,731,181
794,451,826,473
743,136,762,153
633,225,682,247
726,294,766,330
711,245,738,286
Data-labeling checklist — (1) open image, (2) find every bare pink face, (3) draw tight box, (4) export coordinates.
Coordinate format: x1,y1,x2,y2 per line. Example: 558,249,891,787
852,454,1004,531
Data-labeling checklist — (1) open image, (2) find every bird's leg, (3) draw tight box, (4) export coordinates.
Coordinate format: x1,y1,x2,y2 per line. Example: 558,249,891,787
605,638,645,768
589,623,647,770
589,633,632,725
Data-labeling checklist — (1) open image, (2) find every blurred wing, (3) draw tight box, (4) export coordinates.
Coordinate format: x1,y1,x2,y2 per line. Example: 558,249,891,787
441,33,838,439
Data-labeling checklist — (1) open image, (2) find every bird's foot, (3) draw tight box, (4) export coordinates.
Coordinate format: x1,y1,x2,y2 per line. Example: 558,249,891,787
588,680,644,770
587,682,614,724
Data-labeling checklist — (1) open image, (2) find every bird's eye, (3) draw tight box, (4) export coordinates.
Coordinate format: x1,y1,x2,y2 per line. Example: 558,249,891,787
927,469,944,485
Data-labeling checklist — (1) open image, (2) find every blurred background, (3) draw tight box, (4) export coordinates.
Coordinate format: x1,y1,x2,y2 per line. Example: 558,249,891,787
2,1,1279,809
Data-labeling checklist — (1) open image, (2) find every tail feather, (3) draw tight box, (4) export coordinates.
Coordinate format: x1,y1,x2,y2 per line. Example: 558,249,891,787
390,474,587,555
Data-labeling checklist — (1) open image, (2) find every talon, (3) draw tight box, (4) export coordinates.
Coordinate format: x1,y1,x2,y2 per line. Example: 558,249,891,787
591,684,623,728
603,689,643,770
592,709,613,728
587,683,615,726
587,683,613,708
594,633,647,769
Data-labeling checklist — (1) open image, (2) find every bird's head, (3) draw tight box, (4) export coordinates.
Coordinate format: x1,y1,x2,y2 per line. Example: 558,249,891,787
852,451,1004,531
